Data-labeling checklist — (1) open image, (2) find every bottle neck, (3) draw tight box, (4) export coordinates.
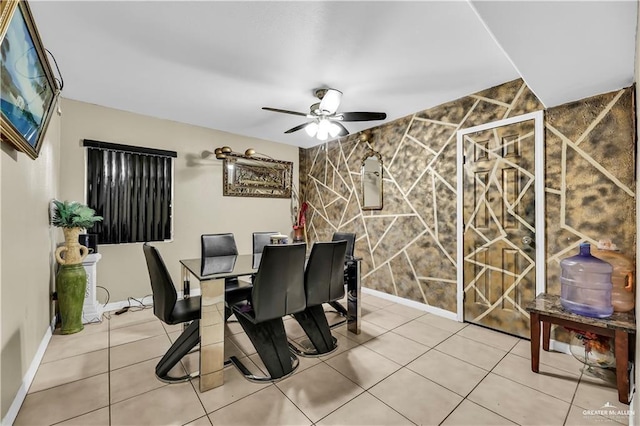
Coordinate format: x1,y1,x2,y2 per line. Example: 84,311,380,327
579,244,591,256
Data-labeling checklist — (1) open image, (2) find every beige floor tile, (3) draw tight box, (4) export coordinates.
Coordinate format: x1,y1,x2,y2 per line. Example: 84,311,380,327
360,301,383,315
110,381,205,425
42,330,109,363
360,293,396,308
468,373,570,425
335,320,387,344
325,345,401,389
110,333,172,370
564,404,626,425
317,391,413,426
382,303,427,319
224,319,244,335
224,337,247,360
54,407,110,425
492,353,580,402
185,415,213,426
363,331,429,365
369,367,462,426
162,320,184,334
284,317,309,339
407,349,488,396
414,313,468,333
393,319,452,347
14,374,109,426
249,351,320,377
195,361,270,413
107,307,157,330
509,339,584,375
76,318,110,335
361,309,413,330
441,400,516,425
29,349,108,393
110,356,183,403
456,324,521,352
276,362,364,423
109,320,167,347
572,374,630,424
436,335,507,370
228,332,257,356
317,332,361,361
208,385,311,425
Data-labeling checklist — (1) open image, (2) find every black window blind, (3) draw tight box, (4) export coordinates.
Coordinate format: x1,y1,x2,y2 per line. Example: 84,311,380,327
84,140,176,244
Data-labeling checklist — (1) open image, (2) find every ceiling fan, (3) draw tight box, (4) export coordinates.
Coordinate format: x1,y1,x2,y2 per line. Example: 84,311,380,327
262,88,387,140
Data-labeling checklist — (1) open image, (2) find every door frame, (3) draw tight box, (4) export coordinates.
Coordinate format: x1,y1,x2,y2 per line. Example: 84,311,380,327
455,111,545,322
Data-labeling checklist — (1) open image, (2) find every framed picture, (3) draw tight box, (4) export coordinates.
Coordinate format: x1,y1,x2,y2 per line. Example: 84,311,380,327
223,153,293,198
0,0,59,159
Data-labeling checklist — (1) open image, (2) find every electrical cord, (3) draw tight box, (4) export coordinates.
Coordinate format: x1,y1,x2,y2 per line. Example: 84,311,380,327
81,285,111,324
45,48,64,91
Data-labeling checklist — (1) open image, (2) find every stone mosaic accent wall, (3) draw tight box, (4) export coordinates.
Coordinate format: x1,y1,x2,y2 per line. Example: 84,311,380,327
299,79,636,314
544,88,636,295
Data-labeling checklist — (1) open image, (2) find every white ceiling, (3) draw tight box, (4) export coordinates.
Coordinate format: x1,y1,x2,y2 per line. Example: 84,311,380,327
30,1,637,149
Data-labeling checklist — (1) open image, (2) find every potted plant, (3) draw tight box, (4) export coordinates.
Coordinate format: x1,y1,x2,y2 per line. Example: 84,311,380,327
51,200,102,334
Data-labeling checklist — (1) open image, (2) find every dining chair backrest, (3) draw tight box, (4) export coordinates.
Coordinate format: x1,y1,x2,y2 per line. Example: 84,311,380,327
142,243,177,323
304,241,348,307
252,231,278,255
201,233,238,259
251,243,306,323
331,232,355,259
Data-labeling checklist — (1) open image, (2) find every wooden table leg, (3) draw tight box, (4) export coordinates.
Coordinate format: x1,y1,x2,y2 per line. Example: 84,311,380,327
614,329,629,404
530,312,540,373
542,321,551,352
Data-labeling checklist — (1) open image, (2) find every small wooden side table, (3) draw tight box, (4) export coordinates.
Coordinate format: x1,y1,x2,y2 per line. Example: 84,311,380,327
526,293,636,404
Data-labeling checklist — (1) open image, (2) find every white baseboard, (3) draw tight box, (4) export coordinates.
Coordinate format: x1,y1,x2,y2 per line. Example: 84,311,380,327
2,324,53,426
362,287,459,321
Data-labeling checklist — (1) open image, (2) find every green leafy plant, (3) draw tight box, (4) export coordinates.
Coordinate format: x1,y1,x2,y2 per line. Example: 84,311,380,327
51,200,103,229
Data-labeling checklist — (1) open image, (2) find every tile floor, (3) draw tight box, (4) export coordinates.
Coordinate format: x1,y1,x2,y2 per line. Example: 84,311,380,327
15,293,631,425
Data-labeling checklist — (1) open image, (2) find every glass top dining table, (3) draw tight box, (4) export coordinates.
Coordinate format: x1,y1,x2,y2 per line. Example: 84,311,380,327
179,252,361,392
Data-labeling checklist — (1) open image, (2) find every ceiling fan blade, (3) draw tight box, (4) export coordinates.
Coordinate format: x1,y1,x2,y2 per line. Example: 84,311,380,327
284,123,310,134
338,112,387,122
333,121,349,137
319,89,342,114
262,107,308,117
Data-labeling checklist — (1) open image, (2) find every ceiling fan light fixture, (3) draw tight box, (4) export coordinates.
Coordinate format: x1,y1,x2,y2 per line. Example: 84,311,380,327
328,121,341,138
319,88,342,114
317,119,331,140
305,122,318,137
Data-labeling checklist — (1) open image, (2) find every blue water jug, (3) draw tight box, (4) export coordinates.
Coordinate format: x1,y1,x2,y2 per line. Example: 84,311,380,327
560,243,613,318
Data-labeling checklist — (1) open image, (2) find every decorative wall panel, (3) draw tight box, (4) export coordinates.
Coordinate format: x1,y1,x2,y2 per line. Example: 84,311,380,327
299,79,636,315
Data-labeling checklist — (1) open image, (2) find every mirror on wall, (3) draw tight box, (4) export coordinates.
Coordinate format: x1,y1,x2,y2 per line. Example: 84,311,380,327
361,150,383,210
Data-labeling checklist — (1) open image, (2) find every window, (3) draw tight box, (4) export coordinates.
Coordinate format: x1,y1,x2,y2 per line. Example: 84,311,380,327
84,140,176,244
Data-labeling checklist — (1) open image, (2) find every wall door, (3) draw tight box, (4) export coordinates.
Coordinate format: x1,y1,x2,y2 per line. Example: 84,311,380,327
458,113,543,338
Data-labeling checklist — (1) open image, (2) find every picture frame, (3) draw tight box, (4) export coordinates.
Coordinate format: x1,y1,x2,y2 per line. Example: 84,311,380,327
0,0,59,159
223,153,293,198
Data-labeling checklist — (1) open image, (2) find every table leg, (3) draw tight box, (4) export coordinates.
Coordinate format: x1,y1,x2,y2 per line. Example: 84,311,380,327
347,259,361,335
542,321,551,352
199,278,225,392
181,264,190,298
530,312,540,373
614,330,630,404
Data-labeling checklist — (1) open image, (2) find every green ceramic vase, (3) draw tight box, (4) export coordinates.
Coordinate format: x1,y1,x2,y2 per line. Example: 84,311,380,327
57,264,87,334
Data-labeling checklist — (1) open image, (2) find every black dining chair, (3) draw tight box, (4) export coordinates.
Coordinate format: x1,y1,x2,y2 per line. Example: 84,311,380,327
291,240,348,356
328,232,356,320
142,243,201,383
252,231,278,256
200,233,250,319
228,243,307,382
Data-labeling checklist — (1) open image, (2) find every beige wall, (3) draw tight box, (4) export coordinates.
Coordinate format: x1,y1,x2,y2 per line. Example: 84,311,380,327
59,98,299,302
1,109,61,419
